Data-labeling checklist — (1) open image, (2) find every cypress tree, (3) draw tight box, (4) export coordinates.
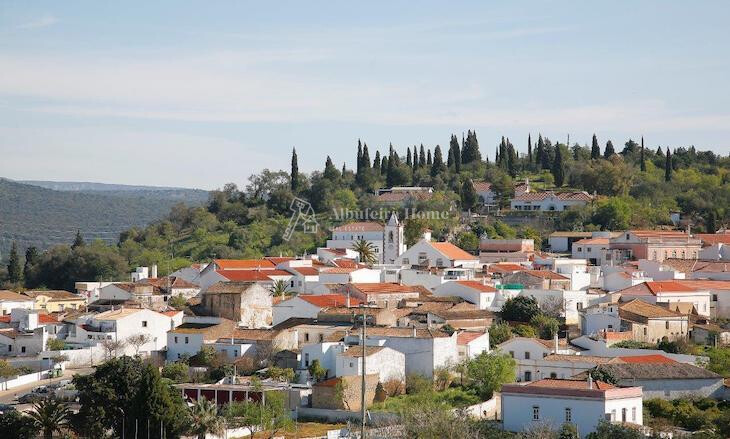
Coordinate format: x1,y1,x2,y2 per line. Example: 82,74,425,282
406,147,413,167
427,149,432,166
536,135,545,168
450,135,461,173
373,151,381,173
552,145,565,187
380,156,388,176
462,130,481,164
431,145,445,177
656,146,664,157
640,136,646,172
324,156,339,180
72,230,85,249
706,210,717,234
419,144,426,168
362,144,371,170
356,140,363,174
665,149,672,182
527,134,532,163
591,134,600,159
460,179,477,211
447,148,455,169
290,147,299,192
23,246,38,280
604,140,615,158
412,146,419,170
498,137,507,169
540,138,551,170
386,150,396,187
342,162,346,174
7,241,22,283
507,141,517,178
495,145,499,164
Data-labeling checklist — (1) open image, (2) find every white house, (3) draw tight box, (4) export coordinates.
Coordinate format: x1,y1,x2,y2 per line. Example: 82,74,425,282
272,294,361,326
517,289,589,325
473,181,497,207
317,267,382,285
399,267,474,290
300,341,347,380
602,270,653,292
572,237,610,266
501,378,643,438
347,327,458,378
166,317,236,361
675,279,730,319
456,331,490,360
510,191,593,212
335,345,406,383
0,290,34,315
580,302,621,336
548,232,593,253
316,248,359,264
497,337,580,381
617,281,711,317
433,280,498,310
395,239,479,270
516,354,623,382
0,309,48,356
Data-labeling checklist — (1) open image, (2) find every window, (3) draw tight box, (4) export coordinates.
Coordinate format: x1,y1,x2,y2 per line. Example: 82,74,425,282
611,409,616,421
349,362,354,368
174,336,178,343
622,408,627,423
532,406,540,421
184,337,189,344
524,371,532,381
550,372,557,379
403,258,410,265
666,321,670,330
305,333,310,342
565,408,572,422
142,321,148,327
632,407,636,422
290,281,294,288
524,351,530,360
577,247,582,252
643,328,647,336
389,231,394,243
713,294,718,302
509,351,514,358
587,247,592,252
8,345,11,352
436,258,444,266
21,346,26,353
87,335,92,339
319,334,324,342
304,353,310,367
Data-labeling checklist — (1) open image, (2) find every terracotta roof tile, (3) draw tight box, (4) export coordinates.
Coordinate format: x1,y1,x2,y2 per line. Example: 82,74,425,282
217,269,291,282
430,242,478,261
455,280,497,292
457,331,488,345
617,354,677,364
213,259,276,270
296,294,362,308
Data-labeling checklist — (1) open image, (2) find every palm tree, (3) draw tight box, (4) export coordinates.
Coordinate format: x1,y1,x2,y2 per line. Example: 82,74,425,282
352,239,377,265
269,279,289,299
28,396,70,439
188,397,225,439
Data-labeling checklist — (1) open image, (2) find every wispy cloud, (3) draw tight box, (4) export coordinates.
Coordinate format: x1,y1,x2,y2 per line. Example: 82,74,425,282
17,15,58,30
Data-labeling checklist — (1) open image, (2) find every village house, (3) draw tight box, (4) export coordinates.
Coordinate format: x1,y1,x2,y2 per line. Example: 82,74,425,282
0,290,34,315
675,279,730,318
311,374,379,412
456,331,490,360
300,339,348,380
548,231,593,253
608,230,702,263
317,306,396,327
497,337,581,382
510,191,593,212
589,362,726,400
433,280,498,310
572,237,610,266
517,354,624,382
317,267,382,285
374,186,434,205
395,239,480,270
617,280,711,317
399,266,475,290
690,321,730,346
0,309,48,356
272,294,361,326
285,265,321,294
347,327,458,378
427,309,496,331
166,317,236,361
325,213,406,264
202,281,272,327
220,328,298,367
602,269,653,292
479,238,535,264
336,283,427,309
473,181,497,208
284,322,350,347
21,290,85,312
198,268,293,293
618,299,690,343
501,378,643,438
315,247,359,264
139,276,201,300
335,345,406,383
517,289,589,325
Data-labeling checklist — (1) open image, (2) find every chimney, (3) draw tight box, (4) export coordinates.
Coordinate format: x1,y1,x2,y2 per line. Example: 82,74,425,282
686,224,691,236
588,373,593,390
412,325,417,338
150,264,158,278
553,333,559,353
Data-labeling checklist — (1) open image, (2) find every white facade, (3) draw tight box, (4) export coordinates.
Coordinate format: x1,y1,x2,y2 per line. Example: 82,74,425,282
602,271,653,292
300,341,347,379
0,297,34,316
335,346,406,382
621,289,712,317
579,303,621,336
501,382,643,438
518,289,589,325
272,296,323,326
395,239,480,269
457,332,490,360
433,281,497,310
399,267,474,291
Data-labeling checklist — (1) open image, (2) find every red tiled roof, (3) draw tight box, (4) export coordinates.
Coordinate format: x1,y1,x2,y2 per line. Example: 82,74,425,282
213,259,276,270
619,281,701,296
514,191,593,202
333,222,384,232
522,270,568,280
696,232,730,246
431,242,478,260
487,263,527,273
457,331,488,345
0,313,59,324
321,267,359,274
574,238,609,245
677,280,730,291
455,280,497,292
290,267,320,276
350,283,425,296
297,294,362,308
264,256,295,265
473,181,493,192
618,355,677,364
526,378,615,390
217,270,291,282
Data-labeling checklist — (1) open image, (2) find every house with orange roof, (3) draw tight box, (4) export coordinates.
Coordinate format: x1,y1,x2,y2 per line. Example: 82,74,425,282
272,294,362,326
675,279,730,318
395,239,480,269
317,266,382,285
337,283,427,308
0,290,35,315
618,299,690,343
433,280,498,310
501,378,643,436
617,280,711,317
609,230,702,263
571,236,610,265
456,330,490,359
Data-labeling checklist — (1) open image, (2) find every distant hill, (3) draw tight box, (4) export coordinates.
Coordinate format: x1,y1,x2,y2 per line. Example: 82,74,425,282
20,180,209,203
0,179,208,259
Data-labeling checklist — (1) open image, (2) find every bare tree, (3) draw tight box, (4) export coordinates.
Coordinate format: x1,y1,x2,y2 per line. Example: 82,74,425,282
540,296,564,318
126,333,152,356
100,339,126,360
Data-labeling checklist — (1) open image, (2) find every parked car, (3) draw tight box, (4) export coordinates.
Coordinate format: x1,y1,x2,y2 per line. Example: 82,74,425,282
18,392,44,404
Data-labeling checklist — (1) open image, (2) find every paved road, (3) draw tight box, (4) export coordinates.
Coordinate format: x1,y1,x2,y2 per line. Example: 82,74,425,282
0,367,95,407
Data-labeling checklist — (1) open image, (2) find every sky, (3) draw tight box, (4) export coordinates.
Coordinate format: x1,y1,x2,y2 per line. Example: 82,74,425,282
1,1,729,190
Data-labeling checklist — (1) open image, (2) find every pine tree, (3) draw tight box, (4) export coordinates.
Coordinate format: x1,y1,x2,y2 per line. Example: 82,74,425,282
290,147,299,192
527,134,532,163
24,246,38,280
431,145,445,177
362,144,371,170
406,147,413,167
427,149,432,166
72,230,85,249
356,140,363,175
7,241,22,283
462,130,481,164
604,140,615,158
665,149,672,182
640,136,646,172
342,162,346,174
552,145,565,187
460,179,477,211
373,151,381,173
656,146,664,157
591,134,600,159
419,144,426,168
324,156,339,181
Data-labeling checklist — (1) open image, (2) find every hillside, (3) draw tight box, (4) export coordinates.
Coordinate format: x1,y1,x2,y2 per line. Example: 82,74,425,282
20,180,209,203
0,178,207,259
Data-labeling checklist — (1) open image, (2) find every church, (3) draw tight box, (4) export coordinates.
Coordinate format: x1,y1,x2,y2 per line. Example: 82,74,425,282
326,213,406,264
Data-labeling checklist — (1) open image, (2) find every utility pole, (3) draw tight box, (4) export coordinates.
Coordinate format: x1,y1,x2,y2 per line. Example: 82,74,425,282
360,304,366,439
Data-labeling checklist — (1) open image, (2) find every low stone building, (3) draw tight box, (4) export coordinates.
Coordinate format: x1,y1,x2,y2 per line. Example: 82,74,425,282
618,299,690,343
502,270,571,290
202,281,272,327
311,374,379,412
